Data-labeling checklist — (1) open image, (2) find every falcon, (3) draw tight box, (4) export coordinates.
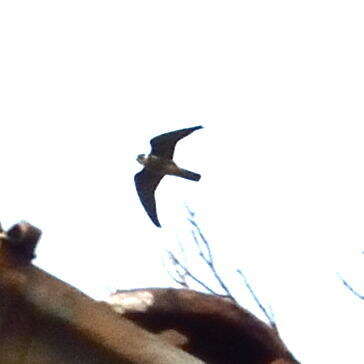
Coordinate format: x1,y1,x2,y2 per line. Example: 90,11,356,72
135,126,203,227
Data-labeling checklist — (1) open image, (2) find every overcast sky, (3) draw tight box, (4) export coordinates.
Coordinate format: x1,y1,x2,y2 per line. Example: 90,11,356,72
1,1,364,363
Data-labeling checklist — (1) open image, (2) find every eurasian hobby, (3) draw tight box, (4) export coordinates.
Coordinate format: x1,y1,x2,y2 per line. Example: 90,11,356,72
135,126,202,227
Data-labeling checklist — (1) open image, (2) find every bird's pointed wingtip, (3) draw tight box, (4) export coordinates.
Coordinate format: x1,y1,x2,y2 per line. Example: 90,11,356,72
188,125,203,133
188,125,203,130
152,219,162,228
148,213,162,228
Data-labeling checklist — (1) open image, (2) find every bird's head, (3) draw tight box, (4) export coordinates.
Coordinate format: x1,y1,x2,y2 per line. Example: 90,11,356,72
137,154,147,165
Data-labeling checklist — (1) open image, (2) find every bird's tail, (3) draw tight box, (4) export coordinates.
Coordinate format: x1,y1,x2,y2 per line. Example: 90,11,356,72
177,168,201,181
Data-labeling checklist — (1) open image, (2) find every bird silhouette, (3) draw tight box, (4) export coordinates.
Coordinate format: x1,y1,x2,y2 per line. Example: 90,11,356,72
135,126,203,227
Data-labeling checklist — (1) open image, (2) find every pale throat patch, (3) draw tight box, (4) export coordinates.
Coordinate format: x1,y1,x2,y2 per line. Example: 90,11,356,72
137,154,147,165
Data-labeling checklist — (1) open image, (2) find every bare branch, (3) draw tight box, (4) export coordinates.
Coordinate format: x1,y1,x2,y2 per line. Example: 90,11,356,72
166,250,218,295
166,207,278,331
236,269,278,331
339,275,364,300
163,253,189,288
187,210,237,302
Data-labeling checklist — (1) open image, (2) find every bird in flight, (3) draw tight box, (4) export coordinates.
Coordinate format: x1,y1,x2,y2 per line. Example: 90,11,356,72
135,126,203,227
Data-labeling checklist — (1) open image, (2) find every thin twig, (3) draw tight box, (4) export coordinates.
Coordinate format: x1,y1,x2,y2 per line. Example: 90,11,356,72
166,267,188,288
166,250,218,295
189,217,237,302
236,269,278,331
339,275,364,300
165,259,188,287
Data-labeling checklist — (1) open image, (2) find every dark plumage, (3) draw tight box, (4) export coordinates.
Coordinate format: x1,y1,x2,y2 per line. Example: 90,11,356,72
135,126,203,227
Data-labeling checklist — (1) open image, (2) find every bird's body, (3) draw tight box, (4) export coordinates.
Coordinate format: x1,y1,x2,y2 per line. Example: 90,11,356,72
137,154,200,180
135,126,202,227
138,154,178,175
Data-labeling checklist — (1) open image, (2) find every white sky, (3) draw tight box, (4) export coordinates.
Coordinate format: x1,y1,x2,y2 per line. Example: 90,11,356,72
1,1,363,363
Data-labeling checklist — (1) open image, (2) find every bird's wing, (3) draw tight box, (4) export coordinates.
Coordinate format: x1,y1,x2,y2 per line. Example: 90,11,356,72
134,169,164,227
150,126,203,159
